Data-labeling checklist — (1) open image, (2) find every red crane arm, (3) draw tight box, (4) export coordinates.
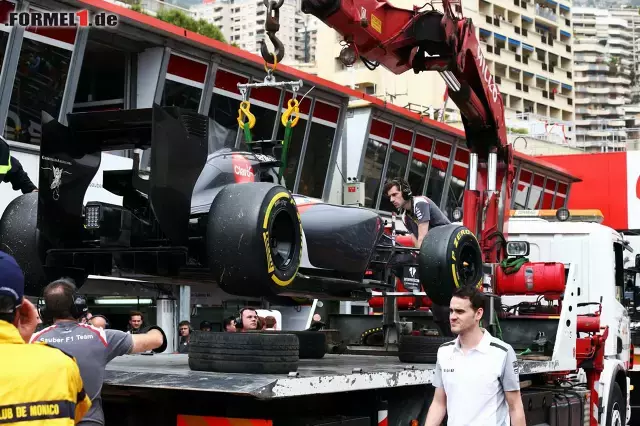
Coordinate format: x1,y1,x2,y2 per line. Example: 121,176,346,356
302,0,515,263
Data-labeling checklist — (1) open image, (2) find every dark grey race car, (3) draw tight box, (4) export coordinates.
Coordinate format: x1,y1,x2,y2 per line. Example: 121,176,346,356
0,105,482,304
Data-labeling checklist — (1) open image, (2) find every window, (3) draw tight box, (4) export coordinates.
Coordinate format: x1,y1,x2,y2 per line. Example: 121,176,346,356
442,146,468,219
553,182,568,209
74,40,126,112
0,0,13,74
406,133,432,197
162,80,201,110
513,168,533,209
425,141,452,207
359,119,392,209
537,177,557,209
208,69,248,153
379,126,412,212
245,85,281,144
161,54,207,112
5,24,76,144
297,101,338,198
274,92,312,191
526,174,545,209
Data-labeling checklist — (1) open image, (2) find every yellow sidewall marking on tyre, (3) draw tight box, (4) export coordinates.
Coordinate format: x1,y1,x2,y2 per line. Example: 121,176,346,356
453,228,472,249
263,192,290,228
262,191,300,287
452,264,459,288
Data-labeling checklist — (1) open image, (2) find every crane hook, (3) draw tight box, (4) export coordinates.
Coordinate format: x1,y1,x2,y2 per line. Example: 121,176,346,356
261,31,285,65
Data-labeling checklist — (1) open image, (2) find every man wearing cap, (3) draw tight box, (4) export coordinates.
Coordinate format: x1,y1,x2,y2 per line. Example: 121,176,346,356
0,251,92,425
30,277,168,426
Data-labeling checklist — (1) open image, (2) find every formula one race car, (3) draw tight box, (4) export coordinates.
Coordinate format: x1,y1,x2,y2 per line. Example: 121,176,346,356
0,105,483,303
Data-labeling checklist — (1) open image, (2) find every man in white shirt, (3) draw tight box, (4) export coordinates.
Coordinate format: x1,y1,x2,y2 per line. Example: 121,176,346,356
425,286,526,426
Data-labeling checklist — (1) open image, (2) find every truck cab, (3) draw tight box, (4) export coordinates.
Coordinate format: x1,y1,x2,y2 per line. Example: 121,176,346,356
505,209,632,423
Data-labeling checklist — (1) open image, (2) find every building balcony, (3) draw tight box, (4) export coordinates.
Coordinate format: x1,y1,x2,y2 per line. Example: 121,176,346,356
575,107,626,116
574,97,628,105
574,43,607,54
575,86,630,95
574,75,632,84
574,64,610,72
575,129,628,138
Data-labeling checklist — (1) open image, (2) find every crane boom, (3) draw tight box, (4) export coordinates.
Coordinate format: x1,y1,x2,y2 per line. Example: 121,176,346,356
301,0,515,263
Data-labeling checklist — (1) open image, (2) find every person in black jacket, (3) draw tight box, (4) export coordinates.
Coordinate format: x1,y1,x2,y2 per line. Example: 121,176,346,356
0,138,37,194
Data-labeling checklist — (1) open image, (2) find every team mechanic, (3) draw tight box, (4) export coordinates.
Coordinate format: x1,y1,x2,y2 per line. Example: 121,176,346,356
0,252,92,425
0,136,38,194
384,178,452,326
30,278,168,426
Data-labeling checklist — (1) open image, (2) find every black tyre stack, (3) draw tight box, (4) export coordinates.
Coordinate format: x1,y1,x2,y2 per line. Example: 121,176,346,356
187,330,327,374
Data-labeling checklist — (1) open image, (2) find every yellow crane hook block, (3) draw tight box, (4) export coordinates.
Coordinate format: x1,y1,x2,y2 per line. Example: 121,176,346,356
281,98,300,128
237,100,256,129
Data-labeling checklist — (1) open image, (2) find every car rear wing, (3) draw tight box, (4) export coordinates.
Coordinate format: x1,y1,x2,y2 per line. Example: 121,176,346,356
37,104,208,247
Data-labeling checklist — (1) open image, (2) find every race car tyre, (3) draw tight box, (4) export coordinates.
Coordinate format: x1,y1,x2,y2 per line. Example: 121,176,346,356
266,330,326,358
606,382,625,426
418,224,483,306
188,331,299,374
0,192,47,293
398,335,453,364
207,183,303,297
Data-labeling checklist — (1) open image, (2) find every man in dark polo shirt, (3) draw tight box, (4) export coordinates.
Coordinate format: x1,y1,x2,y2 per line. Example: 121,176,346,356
384,177,450,248
30,278,167,426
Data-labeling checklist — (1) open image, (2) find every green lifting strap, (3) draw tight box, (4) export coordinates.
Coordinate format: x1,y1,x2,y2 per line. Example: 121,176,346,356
0,154,11,175
243,121,253,145
499,256,529,275
279,120,293,180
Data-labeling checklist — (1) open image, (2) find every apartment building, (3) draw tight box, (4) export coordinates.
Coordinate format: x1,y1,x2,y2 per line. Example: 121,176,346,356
191,0,318,65
471,0,574,124
573,7,638,151
312,0,575,140
608,8,640,106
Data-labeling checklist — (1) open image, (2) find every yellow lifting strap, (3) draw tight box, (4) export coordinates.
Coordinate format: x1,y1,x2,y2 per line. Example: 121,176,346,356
237,100,256,129
281,98,300,128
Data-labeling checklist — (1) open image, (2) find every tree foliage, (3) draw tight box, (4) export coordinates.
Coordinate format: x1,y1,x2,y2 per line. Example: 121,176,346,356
155,9,226,43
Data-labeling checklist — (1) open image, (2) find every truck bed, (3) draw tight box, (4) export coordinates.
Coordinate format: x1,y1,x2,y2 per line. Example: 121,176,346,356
104,353,563,399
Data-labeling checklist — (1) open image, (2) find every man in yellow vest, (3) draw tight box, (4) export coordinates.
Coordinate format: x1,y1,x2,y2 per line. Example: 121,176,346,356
0,251,91,425
0,137,38,194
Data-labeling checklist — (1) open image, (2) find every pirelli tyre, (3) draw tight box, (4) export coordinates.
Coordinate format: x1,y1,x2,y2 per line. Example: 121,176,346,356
207,183,303,297
268,330,326,359
188,331,299,374
398,335,453,364
0,192,47,293
418,224,483,306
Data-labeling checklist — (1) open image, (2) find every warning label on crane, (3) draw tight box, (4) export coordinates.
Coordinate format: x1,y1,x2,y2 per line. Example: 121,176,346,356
370,14,382,33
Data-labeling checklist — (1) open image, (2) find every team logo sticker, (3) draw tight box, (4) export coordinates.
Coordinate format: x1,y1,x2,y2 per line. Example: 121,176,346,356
232,154,255,183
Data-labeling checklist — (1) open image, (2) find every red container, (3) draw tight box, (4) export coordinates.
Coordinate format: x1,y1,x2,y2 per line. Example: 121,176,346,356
495,262,565,296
